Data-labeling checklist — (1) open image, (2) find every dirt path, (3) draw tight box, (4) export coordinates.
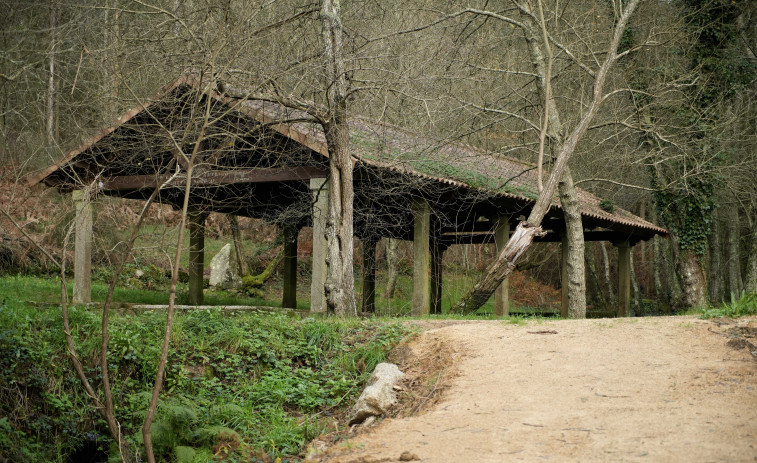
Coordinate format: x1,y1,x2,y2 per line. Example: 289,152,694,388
316,316,757,463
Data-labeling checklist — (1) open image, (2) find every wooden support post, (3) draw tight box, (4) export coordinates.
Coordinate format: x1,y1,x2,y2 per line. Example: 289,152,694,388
412,199,431,316
561,233,569,318
188,211,206,306
362,237,378,313
617,241,632,317
282,226,298,309
494,217,511,317
309,178,329,313
430,239,446,315
72,190,92,304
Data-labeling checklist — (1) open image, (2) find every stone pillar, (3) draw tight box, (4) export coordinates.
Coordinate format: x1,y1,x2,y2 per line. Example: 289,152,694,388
188,211,206,306
617,241,632,317
412,199,431,316
494,217,510,317
430,239,446,315
361,237,378,313
561,233,569,318
72,190,92,304
309,178,329,313
282,226,298,309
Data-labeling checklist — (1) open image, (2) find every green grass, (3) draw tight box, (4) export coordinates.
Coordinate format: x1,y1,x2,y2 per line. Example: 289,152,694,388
0,274,280,310
356,269,555,318
700,291,757,319
0,303,412,462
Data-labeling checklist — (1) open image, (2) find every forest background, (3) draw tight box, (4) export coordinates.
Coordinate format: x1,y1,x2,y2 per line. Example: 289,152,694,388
0,0,756,462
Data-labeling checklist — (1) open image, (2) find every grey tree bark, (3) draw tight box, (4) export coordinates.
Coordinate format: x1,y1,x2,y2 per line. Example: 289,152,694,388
450,0,640,313
321,0,357,316
726,205,743,297
708,213,725,303
229,215,248,276
46,0,57,147
600,241,616,306
586,243,608,309
630,250,641,314
519,0,587,318
384,238,399,299
670,233,707,308
745,224,757,293
558,170,587,318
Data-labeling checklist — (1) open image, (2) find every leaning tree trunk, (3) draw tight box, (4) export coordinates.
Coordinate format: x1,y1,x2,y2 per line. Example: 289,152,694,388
517,0,587,319
449,0,639,313
321,0,356,316
559,169,587,318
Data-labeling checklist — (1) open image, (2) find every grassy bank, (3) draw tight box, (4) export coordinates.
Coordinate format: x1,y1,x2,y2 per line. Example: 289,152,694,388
0,303,412,462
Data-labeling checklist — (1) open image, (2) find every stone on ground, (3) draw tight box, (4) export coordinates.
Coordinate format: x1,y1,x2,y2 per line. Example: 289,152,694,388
349,363,405,425
209,243,241,289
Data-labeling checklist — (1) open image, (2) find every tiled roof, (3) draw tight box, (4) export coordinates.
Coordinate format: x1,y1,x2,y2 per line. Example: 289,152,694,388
32,74,667,237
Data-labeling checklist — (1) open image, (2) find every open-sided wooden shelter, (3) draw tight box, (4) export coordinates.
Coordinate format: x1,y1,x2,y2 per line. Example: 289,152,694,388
31,75,667,316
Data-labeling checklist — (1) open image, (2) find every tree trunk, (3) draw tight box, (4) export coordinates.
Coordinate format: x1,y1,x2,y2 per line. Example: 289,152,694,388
672,233,707,308
630,249,641,314
653,235,664,302
586,243,608,309
558,170,586,319
518,0,587,319
361,238,377,313
384,238,399,299
665,236,684,307
229,215,248,276
321,0,356,316
600,241,616,306
449,0,640,313
708,214,725,303
726,205,743,297
47,0,57,148
745,224,757,293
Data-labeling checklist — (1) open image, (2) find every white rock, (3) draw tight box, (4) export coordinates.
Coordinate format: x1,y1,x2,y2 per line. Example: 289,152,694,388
209,244,240,289
348,363,405,425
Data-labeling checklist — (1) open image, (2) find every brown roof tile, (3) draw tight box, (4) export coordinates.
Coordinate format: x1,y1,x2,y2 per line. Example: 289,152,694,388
33,74,667,237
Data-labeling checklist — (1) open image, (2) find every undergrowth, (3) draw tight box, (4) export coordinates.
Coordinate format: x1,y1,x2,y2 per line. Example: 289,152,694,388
0,304,411,462
700,291,757,319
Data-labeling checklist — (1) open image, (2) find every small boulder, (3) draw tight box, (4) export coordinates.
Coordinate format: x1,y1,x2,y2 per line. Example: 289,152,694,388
348,363,405,425
209,244,241,289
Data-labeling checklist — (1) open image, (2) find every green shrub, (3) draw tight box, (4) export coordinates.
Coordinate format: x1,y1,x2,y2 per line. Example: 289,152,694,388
701,291,757,319
0,303,411,462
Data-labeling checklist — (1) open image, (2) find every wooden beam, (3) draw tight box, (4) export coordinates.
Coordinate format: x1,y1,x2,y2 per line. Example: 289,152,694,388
99,166,329,191
72,190,92,304
439,229,644,246
188,211,207,306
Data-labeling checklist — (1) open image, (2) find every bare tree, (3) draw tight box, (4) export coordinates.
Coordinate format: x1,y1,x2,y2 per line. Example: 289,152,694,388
450,0,641,313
